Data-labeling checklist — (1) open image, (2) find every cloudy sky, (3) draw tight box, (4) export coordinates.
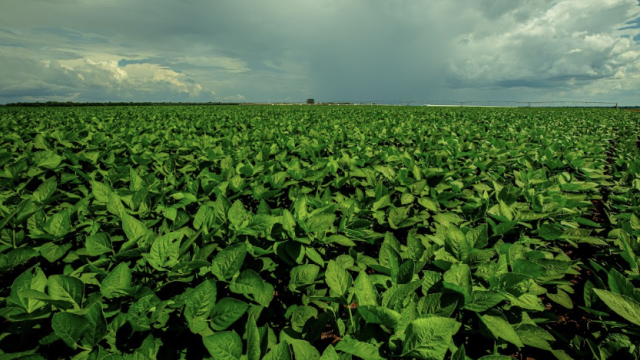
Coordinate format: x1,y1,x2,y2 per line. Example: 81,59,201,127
1,0,639,105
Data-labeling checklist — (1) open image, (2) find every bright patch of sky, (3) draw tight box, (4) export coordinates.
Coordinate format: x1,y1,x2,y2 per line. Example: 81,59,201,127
0,0,639,105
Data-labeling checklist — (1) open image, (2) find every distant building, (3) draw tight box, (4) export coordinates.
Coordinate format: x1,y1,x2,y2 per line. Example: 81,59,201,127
307,99,315,105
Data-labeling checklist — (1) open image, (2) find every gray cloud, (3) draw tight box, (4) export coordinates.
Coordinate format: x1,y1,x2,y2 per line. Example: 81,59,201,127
0,0,639,104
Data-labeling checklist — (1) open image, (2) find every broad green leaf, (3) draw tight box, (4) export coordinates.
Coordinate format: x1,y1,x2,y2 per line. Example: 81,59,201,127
594,289,640,326
466,223,488,249
147,231,183,271
39,242,72,263
306,213,336,233
506,293,545,311
608,269,640,301
121,213,147,244
335,338,383,359
464,291,504,312
358,305,401,328
319,344,339,360
48,275,84,309
92,181,112,203
229,270,273,307
43,209,71,238
547,289,573,309
203,331,243,360
80,302,107,349
185,279,217,334
325,260,351,296
100,262,132,299
263,341,292,360
444,225,471,262
515,324,553,351
402,317,461,360
478,314,523,347
246,316,261,360
52,312,90,350
85,233,112,256
513,259,546,278
32,177,57,203
107,192,126,218
228,200,247,229
355,271,379,306
210,297,249,331
443,264,472,300
289,264,320,292
9,266,48,313
211,242,247,280
291,305,318,332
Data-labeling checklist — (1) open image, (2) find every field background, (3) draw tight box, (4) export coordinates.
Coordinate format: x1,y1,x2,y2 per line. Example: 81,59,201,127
1,106,640,360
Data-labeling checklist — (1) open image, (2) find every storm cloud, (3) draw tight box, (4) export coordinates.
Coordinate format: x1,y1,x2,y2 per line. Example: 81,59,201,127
0,0,639,104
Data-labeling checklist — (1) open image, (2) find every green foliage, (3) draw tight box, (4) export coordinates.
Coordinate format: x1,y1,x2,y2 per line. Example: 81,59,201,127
1,105,640,359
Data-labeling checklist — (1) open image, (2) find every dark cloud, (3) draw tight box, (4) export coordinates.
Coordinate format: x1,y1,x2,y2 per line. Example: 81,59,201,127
0,0,639,104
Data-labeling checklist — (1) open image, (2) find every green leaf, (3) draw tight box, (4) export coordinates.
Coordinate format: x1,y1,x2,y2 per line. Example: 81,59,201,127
444,225,472,262
388,206,410,229
92,181,112,203
229,270,273,307
515,324,553,351
9,266,47,313
418,197,439,212
193,205,214,231
305,247,325,267
228,200,247,229
464,291,504,312
238,214,277,235
52,312,90,350
513,259,546,279
48,275,84,309
335,338,383,359
358,305,401,328
594,289,640,326
506,293,545,311
39,242,72,263
547,289,573,309
478,313,523,347
324,235,356,247
442,263,472,301
107,192,126,218
263,341,292,360
246,316,261,360
43,209,71,238
289,264,320,292
147,231,183,271
402,317,461,360
354,271,379,306
100,262,132,299
466,223,488,249
210,297,249,331
291,305,318,332
80,302,107,349
0,248,38,272
122,213,147,244
286,338,320,359
306,213,336,233
608,269,640,301
32,177,57,204
325,260,351,296
185,279,217,334
203,331,243,360
211,242,247,280
85,233,112,257
319,344,339,360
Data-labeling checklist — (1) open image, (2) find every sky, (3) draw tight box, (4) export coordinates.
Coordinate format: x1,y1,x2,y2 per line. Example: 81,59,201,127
1,0,640,105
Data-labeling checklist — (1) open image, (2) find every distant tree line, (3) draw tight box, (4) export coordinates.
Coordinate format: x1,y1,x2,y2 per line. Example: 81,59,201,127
0,101,241,107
